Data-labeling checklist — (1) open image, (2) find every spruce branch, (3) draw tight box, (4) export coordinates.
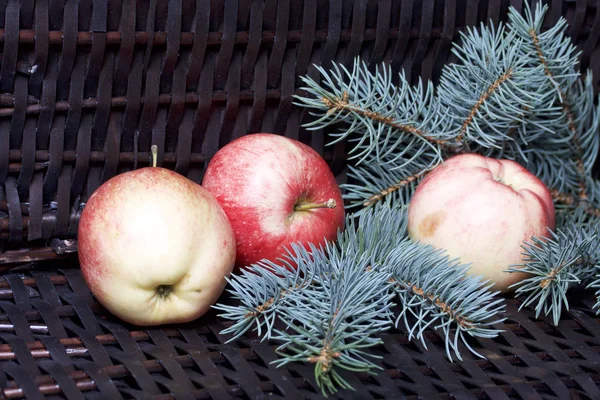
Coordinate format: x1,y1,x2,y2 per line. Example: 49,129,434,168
437,21,548,157
294,59,449,210
508,2,580,91
335,201,410,261
342,158,437,212
213,243,322,342
215,204,507,395
457,67,514,145
508,212,600,325
271,248,395,397
361,167,434,208
319,91,445,147
294,58,459,167
508,2,600,201
385,240,506,361
214,209,403,396
341,204,506,361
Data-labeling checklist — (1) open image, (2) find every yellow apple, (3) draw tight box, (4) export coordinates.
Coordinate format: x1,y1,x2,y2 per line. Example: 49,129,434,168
77,146,236,325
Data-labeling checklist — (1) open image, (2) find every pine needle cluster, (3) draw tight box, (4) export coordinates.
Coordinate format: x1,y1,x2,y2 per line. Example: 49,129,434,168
215,2,600,396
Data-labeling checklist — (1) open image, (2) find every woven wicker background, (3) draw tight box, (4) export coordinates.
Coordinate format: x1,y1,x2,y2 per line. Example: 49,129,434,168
0,1,599,398
0,263,597,399
1,0,600,254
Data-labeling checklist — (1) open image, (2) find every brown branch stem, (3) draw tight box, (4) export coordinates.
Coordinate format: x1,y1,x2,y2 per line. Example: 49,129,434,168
307,345,342,373
540,258,585,288
458,68,513,144
393,279,474,329
321,92,453,148
530,28,588,201
244,282,307,318
551,189,600,218
307,302,342,373
363,166,435,207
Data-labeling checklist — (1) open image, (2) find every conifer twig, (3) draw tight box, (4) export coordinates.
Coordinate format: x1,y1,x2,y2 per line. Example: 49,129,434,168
551,189,600,218
385,238,506,361
509,224,600,325
341,204,506,362
320,91,452,148
294,58,458,166
457,68,514,144
214,244,322,342
529,28,588,201
362,167,434,207
539,258,585,289
243,281,308,318
396,280,475,329
437,21,547,156
271,248,395,396
217,204,507,395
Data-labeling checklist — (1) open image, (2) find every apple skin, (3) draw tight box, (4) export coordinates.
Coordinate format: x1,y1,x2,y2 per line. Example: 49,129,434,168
201,133,345,270
407,153,555,292
77,167,236,326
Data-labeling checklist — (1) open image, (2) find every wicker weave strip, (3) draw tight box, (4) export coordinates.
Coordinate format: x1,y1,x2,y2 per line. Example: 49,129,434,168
0,266,596,398
0,0,595,250
0,1,598,398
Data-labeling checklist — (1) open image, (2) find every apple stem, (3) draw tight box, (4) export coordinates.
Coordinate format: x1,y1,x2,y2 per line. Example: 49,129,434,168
151,145,158,168
294,198,337,211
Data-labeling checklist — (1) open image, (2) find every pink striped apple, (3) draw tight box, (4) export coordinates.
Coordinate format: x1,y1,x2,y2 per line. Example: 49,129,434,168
407,153,555,291
202,133,345,270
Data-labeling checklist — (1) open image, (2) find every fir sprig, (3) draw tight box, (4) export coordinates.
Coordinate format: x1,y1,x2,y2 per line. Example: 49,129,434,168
386,241,506,361
508,2,600,201
295,61,449,210
508,207,600,325
213,243,320,342
295,58,457,167
436,21,548,155
271,248,395,396
215,204,506,395
339,203,506,361
217,2,600,396
341,163,430,213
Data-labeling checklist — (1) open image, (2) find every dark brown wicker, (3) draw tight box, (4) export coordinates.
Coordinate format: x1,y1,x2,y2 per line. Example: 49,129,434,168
0,0,599,398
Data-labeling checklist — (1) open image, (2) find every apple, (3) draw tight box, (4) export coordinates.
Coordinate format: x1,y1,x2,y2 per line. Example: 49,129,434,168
407,153,555,292
77,146,236,326
201,133,345,270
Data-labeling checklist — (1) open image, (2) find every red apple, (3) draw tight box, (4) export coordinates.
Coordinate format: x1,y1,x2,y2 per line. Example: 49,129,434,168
77,146,236,326
407,153,555,292
201,133,345,269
